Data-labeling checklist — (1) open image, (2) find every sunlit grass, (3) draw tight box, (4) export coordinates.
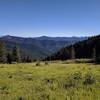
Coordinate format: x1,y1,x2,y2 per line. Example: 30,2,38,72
0,61,100,100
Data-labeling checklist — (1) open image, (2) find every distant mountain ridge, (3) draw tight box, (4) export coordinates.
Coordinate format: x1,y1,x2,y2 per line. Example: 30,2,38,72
0,35,87,59
35,36,87,41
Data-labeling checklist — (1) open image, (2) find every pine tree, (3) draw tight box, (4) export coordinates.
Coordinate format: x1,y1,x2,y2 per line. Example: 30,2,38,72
92,47,96,62
26,56,31,63
0,40,7,63
12,45,21,62
71,45,75,59
7,53,12,64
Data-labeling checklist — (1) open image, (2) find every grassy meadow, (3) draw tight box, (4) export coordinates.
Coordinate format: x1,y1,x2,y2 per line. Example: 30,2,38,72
0,61,100,100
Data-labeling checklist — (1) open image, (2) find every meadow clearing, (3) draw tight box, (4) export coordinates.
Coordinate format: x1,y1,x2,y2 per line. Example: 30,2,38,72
0,61,100,100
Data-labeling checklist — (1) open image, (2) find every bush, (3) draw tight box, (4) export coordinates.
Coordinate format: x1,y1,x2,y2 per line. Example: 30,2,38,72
45,61,49,65
64,72,82,88
83,72,95,85
36,62,41,66
71,72,82,80
8,75,12,78
25,76,33,81
18,96,24,100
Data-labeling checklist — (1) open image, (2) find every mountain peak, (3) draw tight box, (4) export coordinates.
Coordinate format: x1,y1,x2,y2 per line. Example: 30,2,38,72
1,35,13,39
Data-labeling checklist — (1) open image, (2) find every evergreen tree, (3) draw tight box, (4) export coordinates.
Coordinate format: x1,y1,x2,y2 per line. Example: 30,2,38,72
97,55,100,63
0,40,7,63
12,45,21,62
26,56,32,62
71,45,75,59
92,47,96,62
7,53,12,64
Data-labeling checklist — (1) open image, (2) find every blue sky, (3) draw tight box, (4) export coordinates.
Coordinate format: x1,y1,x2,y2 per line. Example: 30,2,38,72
0,0,100,37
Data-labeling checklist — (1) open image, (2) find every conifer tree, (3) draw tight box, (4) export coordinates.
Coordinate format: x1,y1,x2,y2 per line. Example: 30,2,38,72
0,40,7,63
12,45,21,62
92,47,96,62
71,45,75,59
7,53,12,64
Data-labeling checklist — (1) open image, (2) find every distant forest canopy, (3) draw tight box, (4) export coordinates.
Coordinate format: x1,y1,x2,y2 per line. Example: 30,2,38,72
0,34,100,64
0,40,32,64
45,35,100,63
0,35,87,61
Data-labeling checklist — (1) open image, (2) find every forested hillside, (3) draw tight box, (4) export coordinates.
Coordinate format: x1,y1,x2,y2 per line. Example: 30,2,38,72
0,35,86,60
45,35,100,62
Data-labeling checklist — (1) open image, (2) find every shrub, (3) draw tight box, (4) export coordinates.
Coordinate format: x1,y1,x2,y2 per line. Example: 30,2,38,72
71,72,82,80
83,72,95,85
18,96,24,100
25,76,33,81
36,62,40,66
45,61,48,65
64,72,82,88
8,75,12,78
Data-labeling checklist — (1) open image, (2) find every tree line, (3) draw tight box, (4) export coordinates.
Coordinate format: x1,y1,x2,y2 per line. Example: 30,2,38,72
44,35,100,63
45,45,100,63
0,40,32,64
0,35,100,64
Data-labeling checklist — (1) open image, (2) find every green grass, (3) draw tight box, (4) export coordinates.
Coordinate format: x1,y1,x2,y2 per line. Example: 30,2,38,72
0,61,100,100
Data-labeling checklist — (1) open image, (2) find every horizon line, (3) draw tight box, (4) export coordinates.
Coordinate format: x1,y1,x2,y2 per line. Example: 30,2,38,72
0,33,100,38
0,34,91,38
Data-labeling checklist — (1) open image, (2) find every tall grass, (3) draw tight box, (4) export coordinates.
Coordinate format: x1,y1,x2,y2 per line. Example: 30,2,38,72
0,62,99,100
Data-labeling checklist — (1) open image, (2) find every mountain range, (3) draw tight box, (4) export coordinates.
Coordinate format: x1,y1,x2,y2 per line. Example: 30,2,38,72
0,35,87,59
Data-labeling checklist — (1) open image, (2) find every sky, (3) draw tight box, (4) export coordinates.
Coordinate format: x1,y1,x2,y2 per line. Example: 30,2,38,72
0,0,100,37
